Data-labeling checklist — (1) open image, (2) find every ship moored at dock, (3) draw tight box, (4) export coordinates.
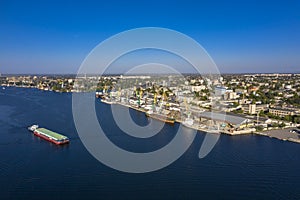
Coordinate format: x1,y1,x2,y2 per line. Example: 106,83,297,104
145,111,175,124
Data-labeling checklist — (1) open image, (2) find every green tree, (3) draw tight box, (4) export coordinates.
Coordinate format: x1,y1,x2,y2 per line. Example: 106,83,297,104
256,126,264,131
278,122,286,128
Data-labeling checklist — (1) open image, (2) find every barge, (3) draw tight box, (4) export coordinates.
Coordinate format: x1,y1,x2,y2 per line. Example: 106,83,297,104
28,125,69,145
145,112,175,124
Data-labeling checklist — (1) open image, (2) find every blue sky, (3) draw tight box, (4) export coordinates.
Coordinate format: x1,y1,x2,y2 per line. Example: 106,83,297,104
0,0,299,74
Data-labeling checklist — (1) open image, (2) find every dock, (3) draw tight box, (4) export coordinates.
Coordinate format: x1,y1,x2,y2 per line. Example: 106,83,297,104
255,128,300,144
100,100,300,144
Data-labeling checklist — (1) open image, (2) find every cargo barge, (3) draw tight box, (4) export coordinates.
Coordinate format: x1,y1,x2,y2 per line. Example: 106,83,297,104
28,125,69,145
145,112,175,124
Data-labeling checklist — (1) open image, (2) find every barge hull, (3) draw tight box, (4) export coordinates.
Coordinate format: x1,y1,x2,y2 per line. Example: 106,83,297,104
146,113,175,124
33,131,69,145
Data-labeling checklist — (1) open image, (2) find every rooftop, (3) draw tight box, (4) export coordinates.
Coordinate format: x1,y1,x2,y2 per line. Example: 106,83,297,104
198,112,249,125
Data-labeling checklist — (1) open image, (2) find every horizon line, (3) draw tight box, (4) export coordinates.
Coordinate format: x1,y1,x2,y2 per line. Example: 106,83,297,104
1,72,300,76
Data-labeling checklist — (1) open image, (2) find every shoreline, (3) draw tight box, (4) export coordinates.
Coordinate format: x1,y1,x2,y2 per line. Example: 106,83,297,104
1,85,75,93
255,128,300,144
100,100,300,144
102,100,256,136
3,86,299,144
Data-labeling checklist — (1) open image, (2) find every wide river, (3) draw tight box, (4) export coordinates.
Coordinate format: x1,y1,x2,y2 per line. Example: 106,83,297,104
0,87,300,199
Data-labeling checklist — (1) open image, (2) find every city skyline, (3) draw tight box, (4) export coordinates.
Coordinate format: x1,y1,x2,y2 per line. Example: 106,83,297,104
1,0,300,74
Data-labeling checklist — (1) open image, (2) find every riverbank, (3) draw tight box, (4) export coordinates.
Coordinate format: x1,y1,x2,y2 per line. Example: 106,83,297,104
255,128,300,144
1,85,73,93
102,100,255,136
101,100,300,144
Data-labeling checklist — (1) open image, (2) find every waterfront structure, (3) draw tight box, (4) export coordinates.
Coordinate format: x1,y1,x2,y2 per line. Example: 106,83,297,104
145,112,175,124
198,112,252,131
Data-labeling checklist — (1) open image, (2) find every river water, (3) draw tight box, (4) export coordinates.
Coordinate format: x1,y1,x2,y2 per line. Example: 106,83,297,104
0,87,299,199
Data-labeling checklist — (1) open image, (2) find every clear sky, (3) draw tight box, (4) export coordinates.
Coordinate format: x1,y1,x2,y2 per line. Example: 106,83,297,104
0,0,299,74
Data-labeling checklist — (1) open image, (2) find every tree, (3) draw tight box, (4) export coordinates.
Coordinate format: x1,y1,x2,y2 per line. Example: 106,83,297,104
200,96,208,101
233,102,239,107
293,116,300,124
259,110,266,117
284,115,293,122
278,122,286,128
271,122,279,127
256,126,264,131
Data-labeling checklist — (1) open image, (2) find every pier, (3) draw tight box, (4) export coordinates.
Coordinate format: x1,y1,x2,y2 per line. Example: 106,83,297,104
256,128,300,144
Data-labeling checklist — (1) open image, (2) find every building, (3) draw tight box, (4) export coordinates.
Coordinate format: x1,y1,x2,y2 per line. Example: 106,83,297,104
249,104,256,114
235,88,247,94
248,86,259,93
198,112,252,130
191,85,206,92
269,107,296,117
248,104,269,114
215,86,226,96
225,92,238,100
0,76,7,85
